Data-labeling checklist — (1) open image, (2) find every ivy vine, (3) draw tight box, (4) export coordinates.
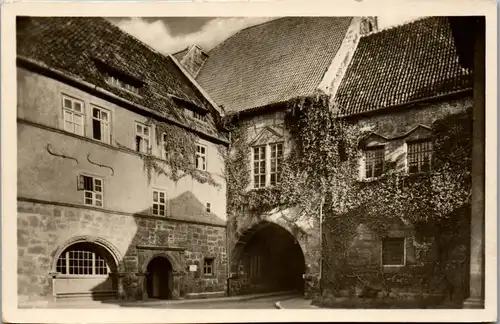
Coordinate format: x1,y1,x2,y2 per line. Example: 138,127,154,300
225,91,472,299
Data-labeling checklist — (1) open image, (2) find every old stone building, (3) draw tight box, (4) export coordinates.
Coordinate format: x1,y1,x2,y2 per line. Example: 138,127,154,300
16,15,481,308
181,16,474,303
16,17,228,306
323,16,473,304
189,17,379,297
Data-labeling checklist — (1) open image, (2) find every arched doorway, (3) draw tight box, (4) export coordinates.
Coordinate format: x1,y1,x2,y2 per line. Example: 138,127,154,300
53,241,118,300
232,222,306,295
146,256,173,299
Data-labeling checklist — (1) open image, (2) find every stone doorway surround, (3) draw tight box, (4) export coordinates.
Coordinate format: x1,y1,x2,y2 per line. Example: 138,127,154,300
136,245,186,300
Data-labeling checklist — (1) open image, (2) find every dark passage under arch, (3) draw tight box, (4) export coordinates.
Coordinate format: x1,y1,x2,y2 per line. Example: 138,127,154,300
232,222,306,295
146,256,173,300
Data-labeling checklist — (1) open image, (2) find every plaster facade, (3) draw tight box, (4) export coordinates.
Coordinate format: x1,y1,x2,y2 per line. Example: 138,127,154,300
17,66,228,305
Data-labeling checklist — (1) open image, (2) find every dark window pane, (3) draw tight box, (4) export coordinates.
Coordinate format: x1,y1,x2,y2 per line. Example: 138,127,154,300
382,238,405,265
93,119,101,140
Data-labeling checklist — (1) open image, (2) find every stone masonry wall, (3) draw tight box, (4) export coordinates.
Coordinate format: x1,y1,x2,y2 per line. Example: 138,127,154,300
18,200,227,305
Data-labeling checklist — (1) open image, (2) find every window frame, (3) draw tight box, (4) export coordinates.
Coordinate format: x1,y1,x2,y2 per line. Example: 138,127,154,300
79,174,104,208
135,122,151,154
195,144,207,171
161,132,169,160
269,142,284,186
107,74,141,95
406,139,433,174
91,105,111,144
381,237,406,267
152,188,167,217
56,245,111,277
202,257,216,277
252,145,267,189
192,110,207,123
62,94,85,136
363,146,385,180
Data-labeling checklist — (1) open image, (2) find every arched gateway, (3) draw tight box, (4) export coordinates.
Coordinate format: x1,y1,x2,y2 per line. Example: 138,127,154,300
146,256,173,300
230,221,307,295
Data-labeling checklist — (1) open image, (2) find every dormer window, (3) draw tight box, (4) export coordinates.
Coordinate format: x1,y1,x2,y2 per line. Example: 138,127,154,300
108,75,140,95
192,110,207,122
94,58,143,95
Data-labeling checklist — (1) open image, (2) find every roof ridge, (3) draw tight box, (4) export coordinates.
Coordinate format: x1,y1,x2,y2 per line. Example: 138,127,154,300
205,17,285,55
368,16,442,36
104,18,172,59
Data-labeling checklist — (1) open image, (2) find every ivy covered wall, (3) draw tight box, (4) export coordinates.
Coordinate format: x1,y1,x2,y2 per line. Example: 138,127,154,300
224,92,473,302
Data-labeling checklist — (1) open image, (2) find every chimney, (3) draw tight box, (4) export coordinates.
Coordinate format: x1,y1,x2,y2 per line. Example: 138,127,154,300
175,44,209,78
360,17,378,35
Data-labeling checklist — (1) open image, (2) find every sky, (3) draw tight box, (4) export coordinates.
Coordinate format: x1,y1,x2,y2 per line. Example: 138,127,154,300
109,16,421,55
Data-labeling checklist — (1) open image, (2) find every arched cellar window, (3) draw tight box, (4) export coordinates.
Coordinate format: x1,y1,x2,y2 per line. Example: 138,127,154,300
56,242,113,275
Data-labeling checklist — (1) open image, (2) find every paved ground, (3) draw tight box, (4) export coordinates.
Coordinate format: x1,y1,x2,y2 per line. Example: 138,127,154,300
145,295,289,309
276,297,318,309
22,291,305,309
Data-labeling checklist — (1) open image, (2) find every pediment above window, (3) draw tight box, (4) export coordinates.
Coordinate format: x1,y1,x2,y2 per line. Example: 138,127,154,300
359,133,388,149
403,125,433,142
250,126,284,146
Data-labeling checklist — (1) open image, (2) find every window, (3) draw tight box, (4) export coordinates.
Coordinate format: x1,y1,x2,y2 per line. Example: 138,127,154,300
203,258,215,276
152,189,167,216
206,202,211,213
62,95,84,136
108,75,140,95
135,122,151,153
196,144,207,171
56,243,111,275
161,133,169,160
92,106,110,143
192,110,206,122
270,143,284,186
78,175,103,207
253,146,266,188
382,238,406,266
365,147,385,179
407,140,432,174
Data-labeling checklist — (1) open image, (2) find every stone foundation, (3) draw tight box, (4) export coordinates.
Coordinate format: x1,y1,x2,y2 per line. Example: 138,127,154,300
17,200,228,306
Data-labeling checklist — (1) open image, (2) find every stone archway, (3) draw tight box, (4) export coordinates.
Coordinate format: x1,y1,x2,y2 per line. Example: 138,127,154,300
229,221,308,296
50,236,122,300
145,256,173,300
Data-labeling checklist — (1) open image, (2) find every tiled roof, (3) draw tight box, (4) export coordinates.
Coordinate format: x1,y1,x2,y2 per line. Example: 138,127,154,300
196,17,353,114
335,17,473,116
173,47,189,61
16,17,226,141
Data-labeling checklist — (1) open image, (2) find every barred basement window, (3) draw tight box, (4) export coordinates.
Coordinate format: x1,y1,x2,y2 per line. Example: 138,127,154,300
253,146,266,188
407,140,432,174
203,257,215,275
78,175,104,207
135,122,151,153
196,144,207,171
56,243,111,275
382,237,406,266
270,143,284,186
92,106,110,143
62,95,84,136
152,189,167,216
365,146,385,179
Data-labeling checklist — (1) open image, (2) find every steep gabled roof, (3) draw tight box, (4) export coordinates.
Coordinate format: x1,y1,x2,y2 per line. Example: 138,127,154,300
16,17,226,142
196,17,353,114
335,17,473,116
